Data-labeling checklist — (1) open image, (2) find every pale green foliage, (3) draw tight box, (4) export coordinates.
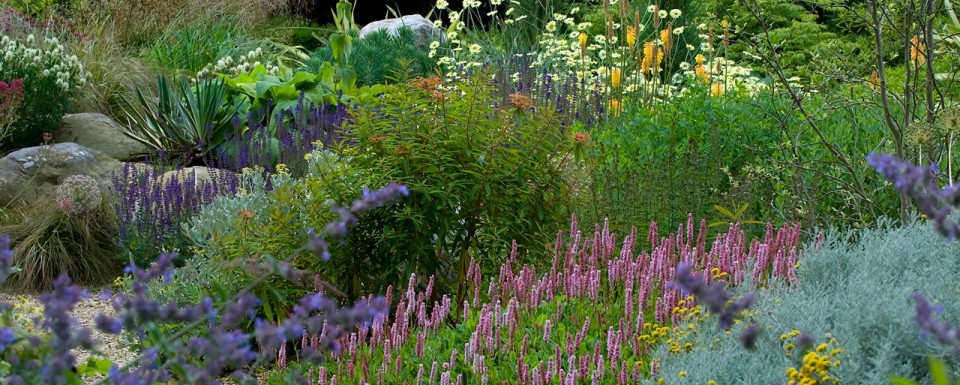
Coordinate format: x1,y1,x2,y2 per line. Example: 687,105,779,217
657,219,960,383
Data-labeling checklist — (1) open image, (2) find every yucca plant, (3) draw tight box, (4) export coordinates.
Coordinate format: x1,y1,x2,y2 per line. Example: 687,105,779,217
119,75,244,166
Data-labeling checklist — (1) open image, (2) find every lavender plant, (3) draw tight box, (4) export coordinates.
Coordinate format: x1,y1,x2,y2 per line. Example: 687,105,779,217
868,153,960,383
668,261,758,348
0,182,407,384
867,153,960,239
214,96,348,176
111,162,241,266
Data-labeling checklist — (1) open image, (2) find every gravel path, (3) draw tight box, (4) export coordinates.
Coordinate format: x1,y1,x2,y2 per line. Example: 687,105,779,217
0,289,137,384
0,289,273,384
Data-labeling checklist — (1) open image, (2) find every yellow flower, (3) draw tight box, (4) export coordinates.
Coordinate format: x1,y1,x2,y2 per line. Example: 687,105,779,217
626,26,636,48
785,343,795,351
275,163,290,175
642,41,663,74
711,82,724,97
578,32,588,58
708,381,717,385
611,68,622,88
678,371,687,378
816,343,828,353
721,19,729,29
660,28,672,48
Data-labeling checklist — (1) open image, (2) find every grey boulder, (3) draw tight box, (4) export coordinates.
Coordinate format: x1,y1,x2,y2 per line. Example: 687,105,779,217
359,14,445,48
54,113,152,161
0,142,123,208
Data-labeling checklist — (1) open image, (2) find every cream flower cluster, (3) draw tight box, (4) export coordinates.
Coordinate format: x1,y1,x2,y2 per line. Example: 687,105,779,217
0,34,86,92
197,47,280,78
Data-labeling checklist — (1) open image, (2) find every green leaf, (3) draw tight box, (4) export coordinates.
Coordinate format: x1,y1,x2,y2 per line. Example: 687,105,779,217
713,205,735,219
930,357,950,385
734,203,749,219
889,376,919,385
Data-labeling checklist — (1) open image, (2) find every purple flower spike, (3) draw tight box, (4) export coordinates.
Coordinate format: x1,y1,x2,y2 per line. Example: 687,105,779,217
670,262,758,348
867,153,960,240
913,292,960,355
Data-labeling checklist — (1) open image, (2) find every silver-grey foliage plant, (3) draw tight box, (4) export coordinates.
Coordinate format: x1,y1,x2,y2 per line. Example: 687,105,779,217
657,218,960,384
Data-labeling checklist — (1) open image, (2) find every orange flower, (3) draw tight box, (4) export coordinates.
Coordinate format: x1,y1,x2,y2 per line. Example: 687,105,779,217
409,76,442,90
911,35,925,65
626,26,637,49
696,54,705,66
609,99,622,116
573,132,592,146
695,65,709,83
239,209,256,220
868,71,880,89
611,68,622,88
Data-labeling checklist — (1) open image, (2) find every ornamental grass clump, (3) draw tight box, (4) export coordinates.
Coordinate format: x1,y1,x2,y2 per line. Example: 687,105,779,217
272,214,802,384
0,175,119,292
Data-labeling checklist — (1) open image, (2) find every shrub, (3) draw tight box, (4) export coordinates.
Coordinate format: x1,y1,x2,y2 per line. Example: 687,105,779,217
306,27,438,86
0,33,86,148
580,91,899,236
148,18,269,74
0,175,119,292
318,69,579,299
656,219,960,383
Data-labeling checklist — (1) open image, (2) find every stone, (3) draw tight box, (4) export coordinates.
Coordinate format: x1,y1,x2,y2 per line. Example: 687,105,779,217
53,113,152,161
157,166,239,191
358,14,445,48
0,142,123,208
